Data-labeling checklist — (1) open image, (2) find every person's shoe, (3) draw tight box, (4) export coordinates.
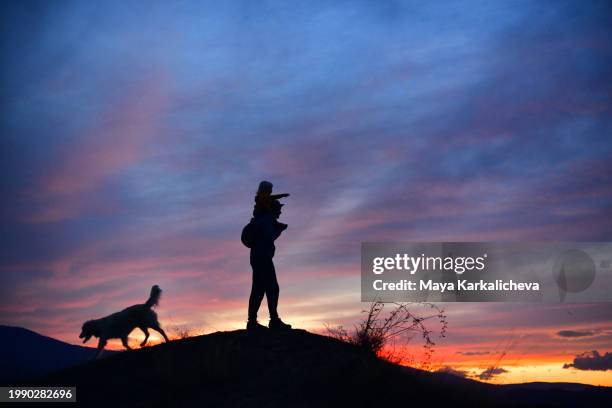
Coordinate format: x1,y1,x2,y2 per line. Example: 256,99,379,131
269,317,292,330
246,320,267,331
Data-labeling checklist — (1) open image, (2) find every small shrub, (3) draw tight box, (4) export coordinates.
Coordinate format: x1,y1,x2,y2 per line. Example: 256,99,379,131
169,325,200,340
326,301,447,368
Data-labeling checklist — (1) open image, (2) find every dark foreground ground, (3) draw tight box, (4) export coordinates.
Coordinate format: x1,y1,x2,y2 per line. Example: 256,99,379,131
25,329,612,407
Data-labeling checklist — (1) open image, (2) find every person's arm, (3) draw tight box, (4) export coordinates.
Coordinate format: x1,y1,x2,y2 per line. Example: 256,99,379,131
271,221,284,240
274,220,288,235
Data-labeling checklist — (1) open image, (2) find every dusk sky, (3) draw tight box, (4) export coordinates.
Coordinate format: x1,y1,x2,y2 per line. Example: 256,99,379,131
1,0,611,385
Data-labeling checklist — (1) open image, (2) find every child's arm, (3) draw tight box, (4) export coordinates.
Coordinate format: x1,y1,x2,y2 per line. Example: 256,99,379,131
270,193,290,199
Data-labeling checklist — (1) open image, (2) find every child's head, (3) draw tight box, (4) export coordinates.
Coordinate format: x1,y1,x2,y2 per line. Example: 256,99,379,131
257,180,273,195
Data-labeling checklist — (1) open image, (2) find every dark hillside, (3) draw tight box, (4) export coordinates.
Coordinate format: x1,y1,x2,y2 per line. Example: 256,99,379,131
31,329,612,407
0,325,115,384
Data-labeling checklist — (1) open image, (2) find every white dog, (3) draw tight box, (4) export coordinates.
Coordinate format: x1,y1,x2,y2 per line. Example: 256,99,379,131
79,285,169,356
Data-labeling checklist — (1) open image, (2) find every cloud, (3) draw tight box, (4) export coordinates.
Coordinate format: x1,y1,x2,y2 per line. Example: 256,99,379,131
557,330,596,338
1,0,612,357
563,351,612,371
456,351,490,356
436,366,469,378
478,367,508,380
24,77,170,221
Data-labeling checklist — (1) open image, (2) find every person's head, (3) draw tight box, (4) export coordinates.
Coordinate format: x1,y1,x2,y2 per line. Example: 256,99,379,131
257,180,273,195
270,199,283,219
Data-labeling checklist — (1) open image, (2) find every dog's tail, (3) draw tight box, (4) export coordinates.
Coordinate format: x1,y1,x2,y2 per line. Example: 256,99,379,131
146,285,162,308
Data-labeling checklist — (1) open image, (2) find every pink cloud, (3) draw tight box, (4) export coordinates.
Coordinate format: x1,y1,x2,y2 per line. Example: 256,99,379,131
24,74,172,223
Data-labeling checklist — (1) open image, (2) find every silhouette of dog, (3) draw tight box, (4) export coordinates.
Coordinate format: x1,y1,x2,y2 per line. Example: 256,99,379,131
79,285,169,357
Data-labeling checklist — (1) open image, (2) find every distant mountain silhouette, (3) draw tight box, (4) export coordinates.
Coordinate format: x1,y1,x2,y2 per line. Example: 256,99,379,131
25,328,612,407
0,325,116,384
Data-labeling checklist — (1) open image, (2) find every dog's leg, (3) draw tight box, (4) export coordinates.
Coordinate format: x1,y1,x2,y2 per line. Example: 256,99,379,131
121,336,132,350
95,338,107,358
140,327,150,347
152,324,169,342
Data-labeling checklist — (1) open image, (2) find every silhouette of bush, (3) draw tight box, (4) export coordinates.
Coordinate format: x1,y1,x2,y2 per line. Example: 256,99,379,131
169,325,201,340
326,301,447,368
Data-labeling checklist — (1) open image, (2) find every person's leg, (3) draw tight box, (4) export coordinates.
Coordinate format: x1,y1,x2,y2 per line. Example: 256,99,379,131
248,254,266,322
264,257,279,320
263,257,291,330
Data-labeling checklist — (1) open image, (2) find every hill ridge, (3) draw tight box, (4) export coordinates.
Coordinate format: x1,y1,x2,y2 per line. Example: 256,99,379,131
26,328,612,407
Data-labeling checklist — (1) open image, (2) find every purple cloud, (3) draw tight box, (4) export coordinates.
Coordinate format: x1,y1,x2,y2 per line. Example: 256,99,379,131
478,367,508,380
456,351,490,356
557,330,597,338
563,351,612,371
436,366,470,378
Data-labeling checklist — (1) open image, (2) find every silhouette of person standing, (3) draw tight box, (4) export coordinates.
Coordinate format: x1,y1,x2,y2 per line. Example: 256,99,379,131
247,181,291,331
